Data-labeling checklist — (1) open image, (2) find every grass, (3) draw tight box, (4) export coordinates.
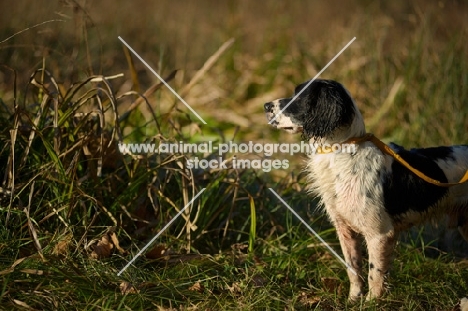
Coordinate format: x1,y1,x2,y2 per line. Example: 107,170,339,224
1,0,468,309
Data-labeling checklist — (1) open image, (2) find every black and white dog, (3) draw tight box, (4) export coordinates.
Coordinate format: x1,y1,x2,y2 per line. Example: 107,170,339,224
264,79,468,300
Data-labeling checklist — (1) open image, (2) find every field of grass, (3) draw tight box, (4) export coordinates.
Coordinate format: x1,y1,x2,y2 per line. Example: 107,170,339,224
1,0,468,310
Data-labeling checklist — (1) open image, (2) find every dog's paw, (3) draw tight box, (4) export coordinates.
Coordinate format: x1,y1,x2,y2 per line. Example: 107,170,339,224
348,291,365,303
365,290,388,302
365,293,375,302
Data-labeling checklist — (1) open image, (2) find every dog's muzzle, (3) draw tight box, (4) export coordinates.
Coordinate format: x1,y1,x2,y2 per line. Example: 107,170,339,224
264,102,274,113
263,102,278,125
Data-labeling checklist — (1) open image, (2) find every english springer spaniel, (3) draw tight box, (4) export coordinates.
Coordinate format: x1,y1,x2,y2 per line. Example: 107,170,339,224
264,79,468,300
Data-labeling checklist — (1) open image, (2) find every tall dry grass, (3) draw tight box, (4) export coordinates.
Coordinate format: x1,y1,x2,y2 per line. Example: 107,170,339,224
0,0,468,309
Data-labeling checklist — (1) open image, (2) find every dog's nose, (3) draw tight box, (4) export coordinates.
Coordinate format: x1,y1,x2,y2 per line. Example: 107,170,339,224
264,102,273,112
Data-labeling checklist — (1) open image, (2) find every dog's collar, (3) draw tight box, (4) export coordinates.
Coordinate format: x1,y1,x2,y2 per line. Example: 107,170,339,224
313,133,374,154
345,133,468,187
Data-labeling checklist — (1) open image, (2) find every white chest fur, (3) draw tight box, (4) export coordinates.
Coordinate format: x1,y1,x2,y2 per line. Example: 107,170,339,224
306,143,393,235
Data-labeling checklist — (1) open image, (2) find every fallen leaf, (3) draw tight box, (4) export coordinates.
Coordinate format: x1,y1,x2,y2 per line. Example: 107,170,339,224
188,281,204,293
88,235,113,259
120,281,139,294
145,244,168,260
53,239,70,256
52,234,73,256
109,231,126,254
87,230,126,259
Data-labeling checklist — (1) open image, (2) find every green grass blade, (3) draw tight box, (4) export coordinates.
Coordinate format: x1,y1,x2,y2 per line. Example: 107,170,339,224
248,195,256,253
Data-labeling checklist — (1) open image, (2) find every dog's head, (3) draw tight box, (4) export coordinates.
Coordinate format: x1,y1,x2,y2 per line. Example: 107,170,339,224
264,79,365,142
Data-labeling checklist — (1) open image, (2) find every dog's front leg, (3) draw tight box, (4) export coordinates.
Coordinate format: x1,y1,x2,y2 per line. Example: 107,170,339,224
335,221,364,300
364,231,397,300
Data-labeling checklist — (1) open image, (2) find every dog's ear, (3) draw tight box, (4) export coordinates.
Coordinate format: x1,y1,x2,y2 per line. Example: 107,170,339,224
299,80,356,140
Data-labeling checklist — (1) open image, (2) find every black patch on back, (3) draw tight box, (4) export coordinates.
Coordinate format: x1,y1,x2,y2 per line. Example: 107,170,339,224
280,79,356,140
383,143,451,215
409,146,455,162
